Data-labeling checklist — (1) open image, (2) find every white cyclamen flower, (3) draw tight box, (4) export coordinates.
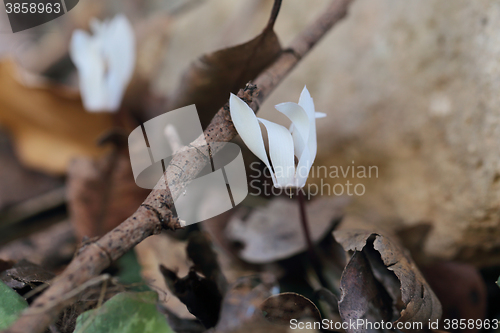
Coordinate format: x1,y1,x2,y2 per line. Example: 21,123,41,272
230,86,326,188
70,14,136,112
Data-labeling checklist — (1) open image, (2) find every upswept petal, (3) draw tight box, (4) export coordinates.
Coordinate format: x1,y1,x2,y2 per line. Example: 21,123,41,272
70,31,106,111
294,145,311,187
298,86,318,170
258,118,295,188
315,112,327,118
298,86,315,118
274,102,309,160
275,101,312,187
229,94,276,184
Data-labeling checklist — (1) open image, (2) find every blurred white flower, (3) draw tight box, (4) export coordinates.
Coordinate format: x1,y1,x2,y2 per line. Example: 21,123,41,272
70,14,135,112
229,86,326,188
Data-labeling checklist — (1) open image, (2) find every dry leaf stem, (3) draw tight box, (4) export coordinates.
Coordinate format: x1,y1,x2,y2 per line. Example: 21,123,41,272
4,1,353,332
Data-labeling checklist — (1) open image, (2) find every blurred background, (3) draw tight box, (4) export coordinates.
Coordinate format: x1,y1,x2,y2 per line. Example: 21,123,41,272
1,0,500,331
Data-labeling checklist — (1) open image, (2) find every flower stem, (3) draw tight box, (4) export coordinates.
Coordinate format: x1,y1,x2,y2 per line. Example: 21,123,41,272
297,189,314,258
296,189,328,288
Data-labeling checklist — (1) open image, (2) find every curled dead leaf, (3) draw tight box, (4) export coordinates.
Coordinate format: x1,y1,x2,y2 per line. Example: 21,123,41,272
0,60,114,174
334,229,442,332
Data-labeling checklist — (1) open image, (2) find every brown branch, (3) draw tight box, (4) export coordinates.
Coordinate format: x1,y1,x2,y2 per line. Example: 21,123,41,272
4,1,353,332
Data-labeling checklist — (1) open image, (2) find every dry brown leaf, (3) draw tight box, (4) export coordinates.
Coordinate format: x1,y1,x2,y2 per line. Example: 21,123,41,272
167,1,282,128
67,145,149,240
226,197,347,264
0,260,54,301
0,60,114,174
338,251,393,333
334,229,442,331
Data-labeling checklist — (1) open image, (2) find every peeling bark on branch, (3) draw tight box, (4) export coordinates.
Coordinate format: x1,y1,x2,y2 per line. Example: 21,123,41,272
3,1,353,332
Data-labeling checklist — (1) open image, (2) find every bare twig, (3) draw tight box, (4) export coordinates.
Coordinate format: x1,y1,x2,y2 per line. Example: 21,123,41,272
4,1,353,332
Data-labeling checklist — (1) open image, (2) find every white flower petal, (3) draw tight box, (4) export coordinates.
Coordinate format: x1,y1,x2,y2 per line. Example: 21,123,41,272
295,145,311,187
70,30,107,112
229,94,276,185
298,86,315,118
70,15,136,112
274,102,309,160
258,118,295,188
315,112,327,118
298,85,318,168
